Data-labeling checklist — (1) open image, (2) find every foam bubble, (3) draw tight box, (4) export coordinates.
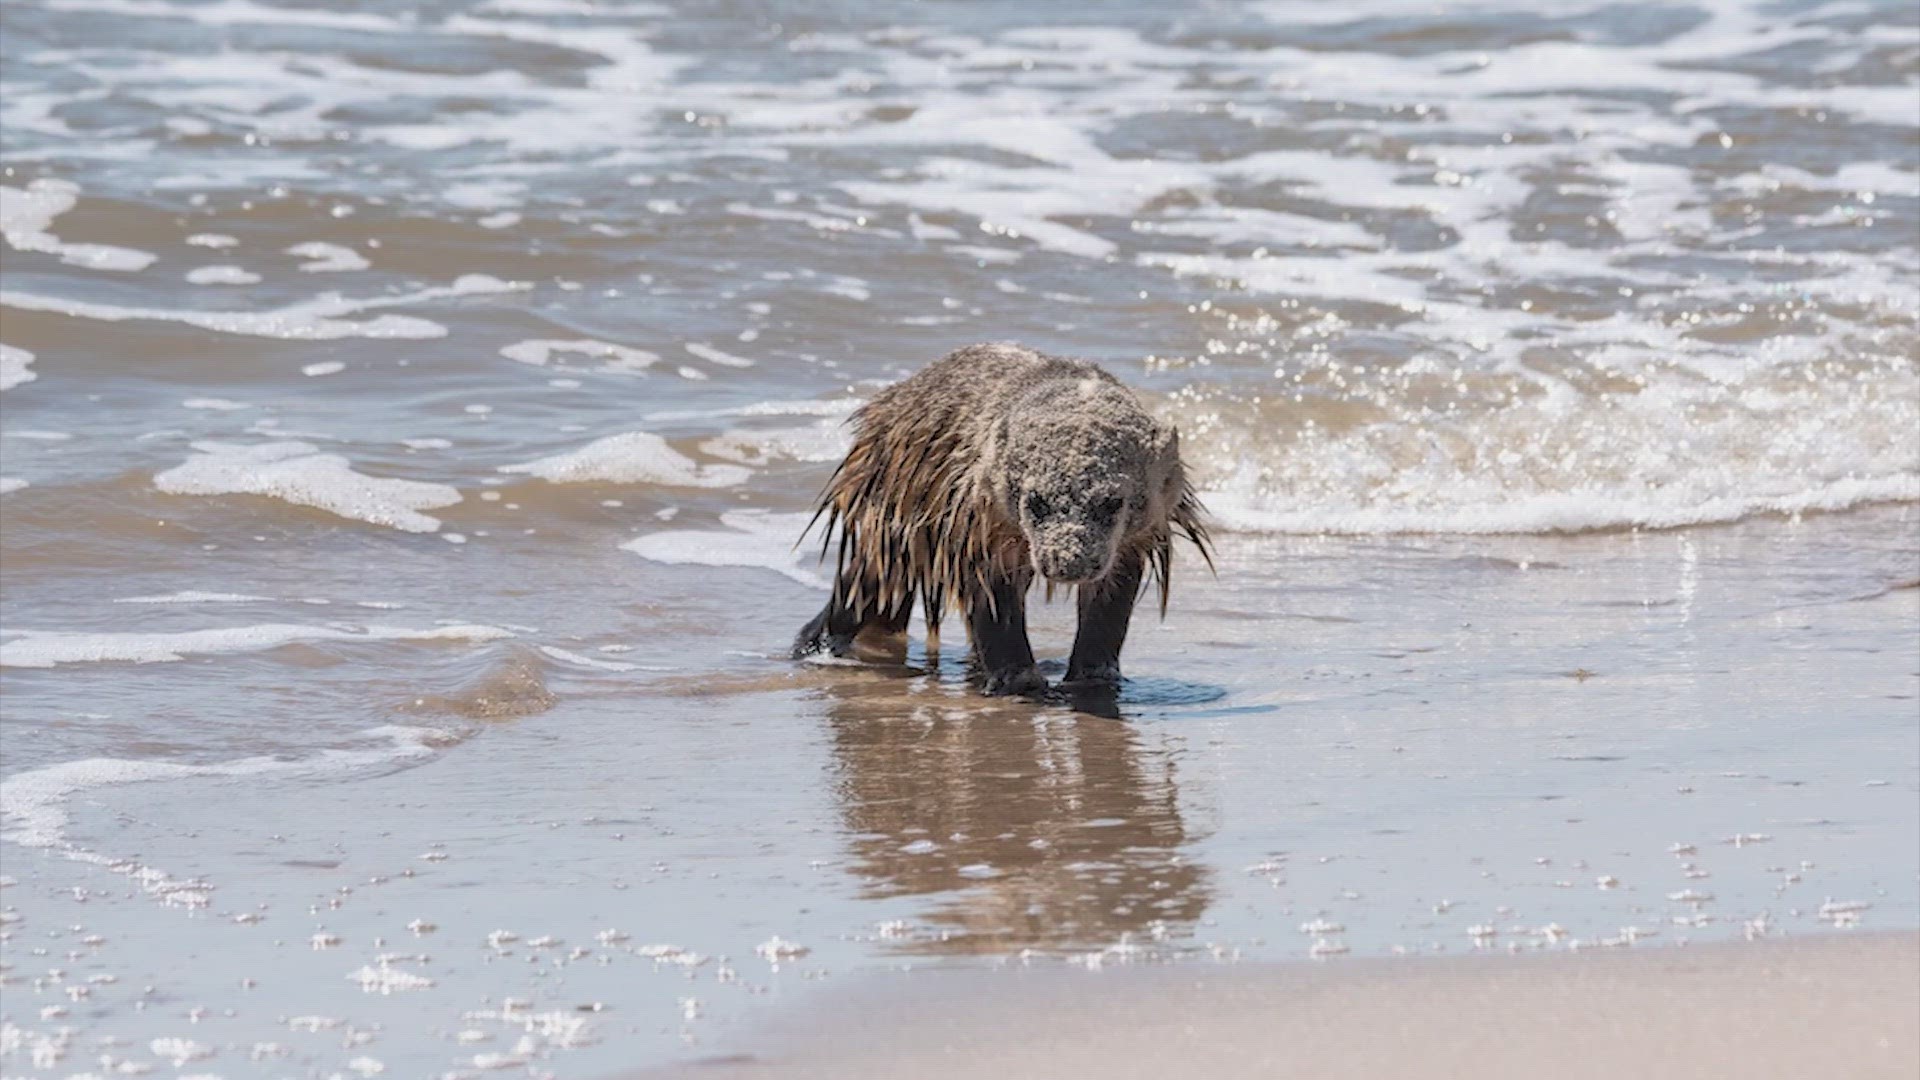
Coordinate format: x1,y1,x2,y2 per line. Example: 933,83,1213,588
0,344,34,391
42,0,407,30
699,421,850,466
1207,474,1920,536
185,265,260,285
286,241,369,272
684,342,755,368
500,338,658,374
536,645,644,673
0,726,458,914
0,623,511,668
498,431,750,487
0,274,525,341
622,510,826,587
154,440,463,532
112,590,271,604
1,179,156,271
1180,358,1920,536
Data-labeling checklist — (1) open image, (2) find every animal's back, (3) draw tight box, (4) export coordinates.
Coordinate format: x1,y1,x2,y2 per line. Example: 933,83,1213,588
862,342,1114,429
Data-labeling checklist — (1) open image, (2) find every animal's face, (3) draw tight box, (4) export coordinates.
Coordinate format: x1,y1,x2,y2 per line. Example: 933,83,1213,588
999,386,1178,585
1016,471,1138,584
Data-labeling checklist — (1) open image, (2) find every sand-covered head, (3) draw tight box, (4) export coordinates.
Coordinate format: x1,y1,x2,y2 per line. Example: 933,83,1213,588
809,343,1209,632
993,370,1181,585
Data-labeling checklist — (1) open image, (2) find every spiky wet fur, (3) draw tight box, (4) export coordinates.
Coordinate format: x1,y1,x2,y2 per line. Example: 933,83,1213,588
798,343,1211,661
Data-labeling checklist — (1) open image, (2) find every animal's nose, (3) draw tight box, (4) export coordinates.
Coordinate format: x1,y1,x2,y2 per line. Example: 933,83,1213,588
1040,551,1100,582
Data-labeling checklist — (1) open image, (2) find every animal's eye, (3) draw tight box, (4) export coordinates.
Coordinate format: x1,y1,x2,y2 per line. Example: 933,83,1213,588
1025,492,1050,520
1095,496,1124,519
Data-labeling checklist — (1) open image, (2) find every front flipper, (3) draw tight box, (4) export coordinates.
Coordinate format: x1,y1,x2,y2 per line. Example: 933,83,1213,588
967,573,1045,695
1065,552,1143,686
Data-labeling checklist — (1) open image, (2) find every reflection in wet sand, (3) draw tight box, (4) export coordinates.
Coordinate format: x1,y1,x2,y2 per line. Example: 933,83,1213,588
817,674,1209,956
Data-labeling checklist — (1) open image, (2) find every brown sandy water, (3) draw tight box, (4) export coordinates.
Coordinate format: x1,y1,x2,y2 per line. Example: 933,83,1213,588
2,0,1918,1075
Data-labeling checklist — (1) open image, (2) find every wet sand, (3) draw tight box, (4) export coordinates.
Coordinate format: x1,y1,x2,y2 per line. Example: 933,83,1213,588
650,932,1920,1080
1,512,1914,1075
4,0,1918,1074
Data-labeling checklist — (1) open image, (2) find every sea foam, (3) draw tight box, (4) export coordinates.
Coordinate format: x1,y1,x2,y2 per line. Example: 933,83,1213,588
1,179,156,271
0,344,34,391
0,274,524,341
155,440,463,532
0,622,512,668
622,510,827,587
500,338,659,374
499,431,751,487
0,725,460,914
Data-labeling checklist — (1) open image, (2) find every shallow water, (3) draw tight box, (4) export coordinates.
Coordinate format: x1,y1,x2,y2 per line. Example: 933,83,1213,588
2,0,1917,1075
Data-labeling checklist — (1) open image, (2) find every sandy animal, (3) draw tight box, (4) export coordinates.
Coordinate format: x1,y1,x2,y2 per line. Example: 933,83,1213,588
794,343,1211,694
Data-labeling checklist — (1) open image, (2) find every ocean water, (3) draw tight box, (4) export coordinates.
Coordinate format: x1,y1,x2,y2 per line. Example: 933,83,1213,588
1,0,1917,1074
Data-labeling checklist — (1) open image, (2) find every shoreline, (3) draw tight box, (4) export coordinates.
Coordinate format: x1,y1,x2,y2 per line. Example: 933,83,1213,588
645,932,1920,1080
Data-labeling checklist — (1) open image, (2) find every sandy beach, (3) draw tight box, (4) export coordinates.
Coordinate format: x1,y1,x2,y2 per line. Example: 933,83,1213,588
649,932,1920,1080
3,0,1917,1075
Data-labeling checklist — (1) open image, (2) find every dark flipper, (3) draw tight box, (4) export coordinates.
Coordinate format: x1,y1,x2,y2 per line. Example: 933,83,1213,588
967,573,1045,695
1065,552,1143,685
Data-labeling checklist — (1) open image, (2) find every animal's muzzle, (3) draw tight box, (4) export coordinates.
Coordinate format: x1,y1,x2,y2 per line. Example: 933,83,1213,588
1038,557,1101,584
1034,530,1108,584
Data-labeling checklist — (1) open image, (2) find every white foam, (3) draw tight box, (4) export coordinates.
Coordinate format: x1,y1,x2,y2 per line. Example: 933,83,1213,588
536,645,642,673
1208,474,1920,536
303,360,346,377
185,233,238,249
644,398,859,423
0,478,27,495
500,338,658,374
287,241,370,273
0,623,510,668
42,0,408,31
443,179,528,209
479,0,670,16
1187,358,1920,536
0,344,34,391
622,510,826,587
0,274,524,341
182,396,248,410
350,960,435,994
185,265,260,285
498,432,751,487
698,420,851,466
0,725,458,912
684,342,756,368
112,590,271,604
0,179,156,271
155,440,464,532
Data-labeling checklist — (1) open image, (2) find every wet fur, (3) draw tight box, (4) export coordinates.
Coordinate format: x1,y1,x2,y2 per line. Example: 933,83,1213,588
794,343,1211,694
